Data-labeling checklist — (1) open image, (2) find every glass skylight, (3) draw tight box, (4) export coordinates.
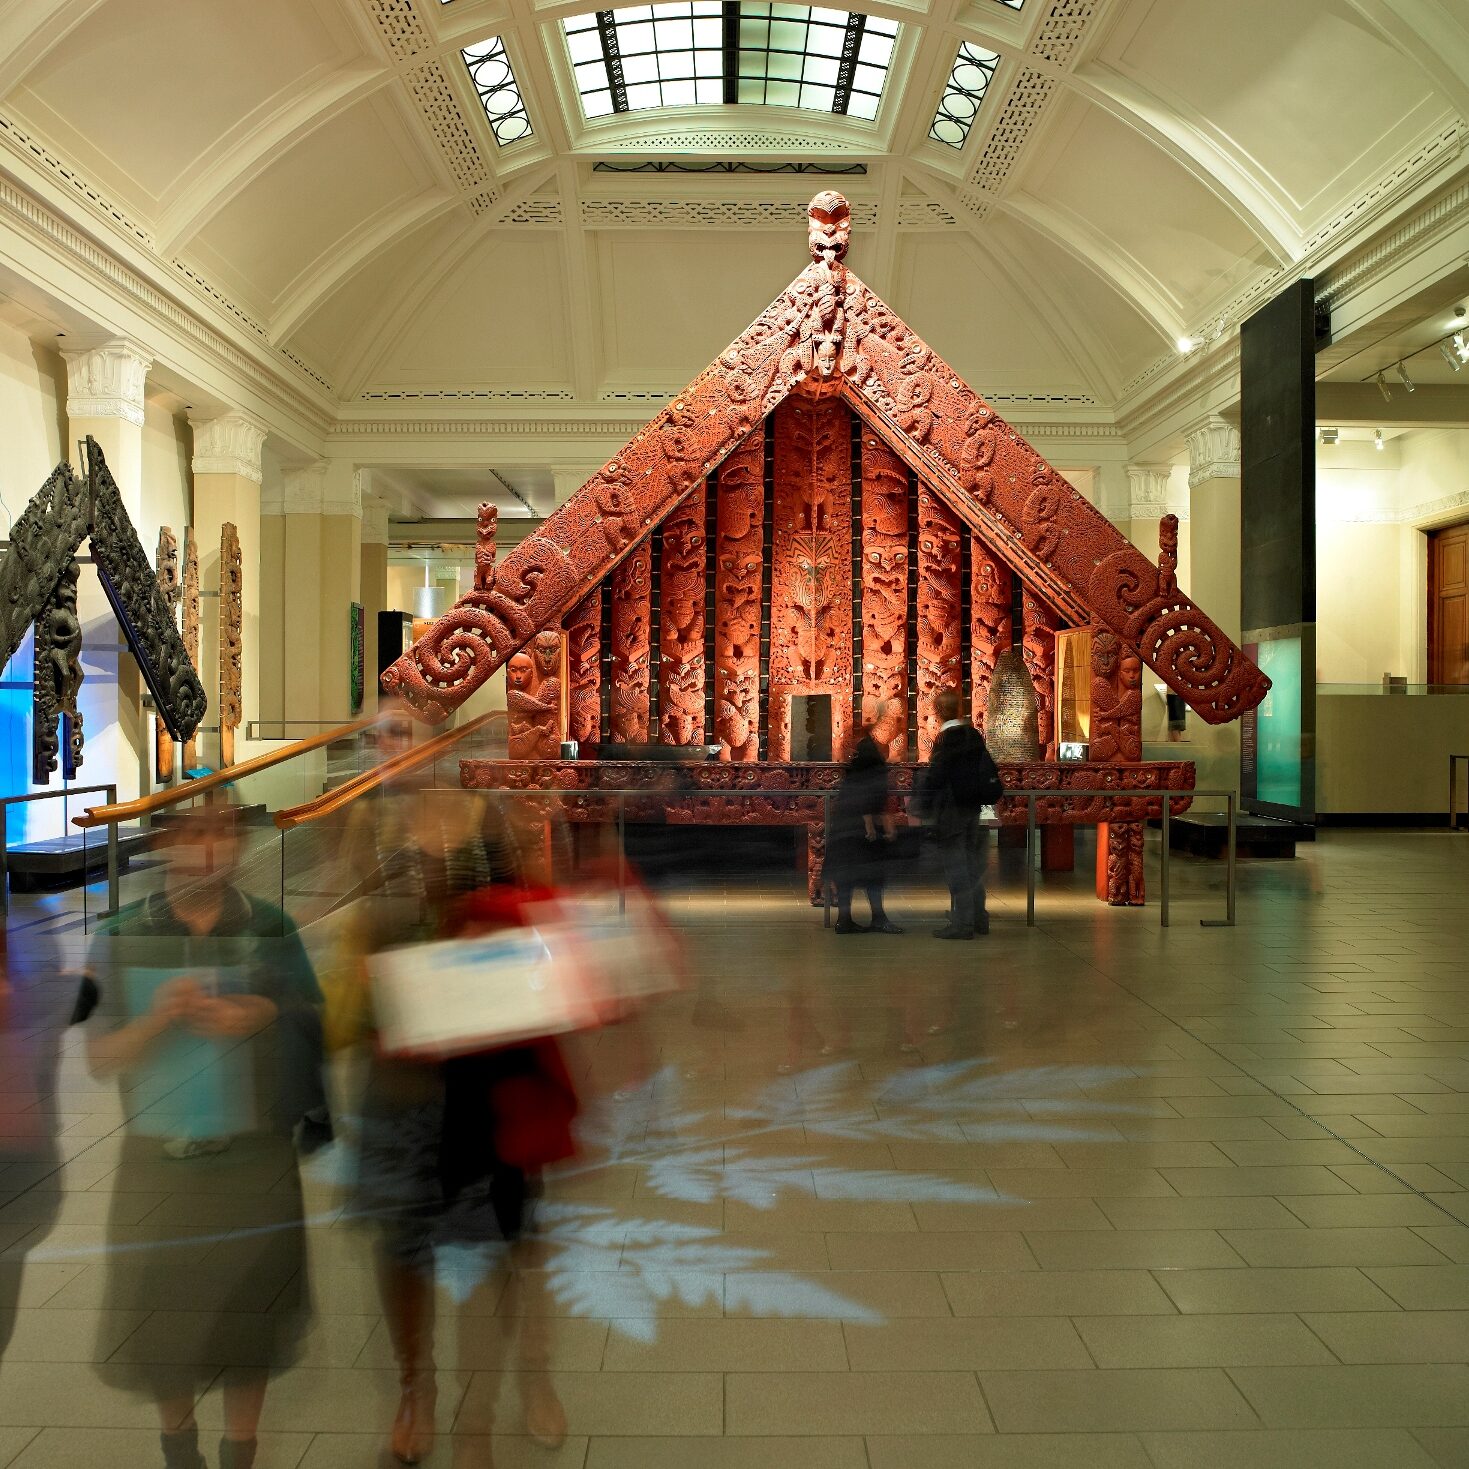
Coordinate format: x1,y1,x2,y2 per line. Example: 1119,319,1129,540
995,0,1024,9
929,41,999,149
563,4,899,121
462,35,533,145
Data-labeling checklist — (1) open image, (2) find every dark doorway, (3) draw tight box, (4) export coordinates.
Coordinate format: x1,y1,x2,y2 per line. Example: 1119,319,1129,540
1429,521,1469,685
790,694,833,761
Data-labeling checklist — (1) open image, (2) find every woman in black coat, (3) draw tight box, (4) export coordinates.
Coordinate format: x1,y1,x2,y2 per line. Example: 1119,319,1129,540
827,727,903,934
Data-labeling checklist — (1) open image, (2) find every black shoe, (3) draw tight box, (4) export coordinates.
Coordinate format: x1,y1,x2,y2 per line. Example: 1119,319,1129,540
160,1427,205,1469
219,1438,259,1469
935,926,974,940
834,919,869,934
869,920,904,934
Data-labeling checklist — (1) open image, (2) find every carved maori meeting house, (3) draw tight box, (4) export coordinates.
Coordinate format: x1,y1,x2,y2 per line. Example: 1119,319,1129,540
383,193,1268,906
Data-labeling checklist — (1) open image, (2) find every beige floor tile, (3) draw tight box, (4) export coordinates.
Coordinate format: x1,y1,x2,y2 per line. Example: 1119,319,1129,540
943,1268,1175,1316
1329,1163,1459,1192
1159,1166,1356,1197
460,1369,723,1436
586,1438,867,1469
913,1200,1114,1232
724,1200,917,1233
0,1308,144,1363
1303,1309,1469,1362
864,1433,1154,1467
1139,1427,1441,1468
192,1367,470,1434
980,1368,1256,1432
355,1314,610,1371
1097,1197,1307,1231
1219,1226,1450,1267
726,1371,991,1435
1072,1312,1335,1367
1412,1226,1469,1262
824,1230,1035,1272
844,1316,1091,1371
716,1232,833,1271
8,1428,311,1469
298,1432,588,1467
729,1269,950,1318
498,1268,723,1317
1280,1193,1453,1228
0,1363,169,1429
1051,1143,1235,1170
1410,1427,1469,1467
986,1169,1176,1199
1228,1363,1469,1427
603,1317,846,1370
1153,1266,1397,1313
1025,1230,1242,1270
0,1431,36,1469
1364,1264,1469,1309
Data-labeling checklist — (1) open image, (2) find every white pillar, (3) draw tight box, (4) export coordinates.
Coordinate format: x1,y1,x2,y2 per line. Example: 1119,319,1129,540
63,338,152,802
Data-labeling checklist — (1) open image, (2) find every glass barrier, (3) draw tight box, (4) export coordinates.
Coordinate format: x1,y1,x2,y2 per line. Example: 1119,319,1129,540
1317,682,1469,696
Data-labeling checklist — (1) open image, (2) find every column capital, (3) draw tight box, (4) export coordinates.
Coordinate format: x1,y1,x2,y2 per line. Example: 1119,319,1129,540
362,495,390,546
1127,464,1186,523
269,461,327,515
62,337,151,426
189,411,268,483
1185,416,1241,489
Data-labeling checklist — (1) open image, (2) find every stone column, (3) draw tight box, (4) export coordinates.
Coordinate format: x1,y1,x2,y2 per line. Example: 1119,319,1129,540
360,494,390,714
189,411,267,766
319,464,364,724
63,338,151,801
1185,416,1242,801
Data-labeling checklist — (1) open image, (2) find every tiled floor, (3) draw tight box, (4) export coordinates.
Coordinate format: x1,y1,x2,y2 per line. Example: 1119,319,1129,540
5,827,1469,1466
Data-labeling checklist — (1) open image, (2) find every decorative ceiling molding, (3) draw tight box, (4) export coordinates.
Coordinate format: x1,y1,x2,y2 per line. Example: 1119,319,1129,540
578,197,880,229
595,128,863,151
403,55,495,198
364,0,436,62
358,387,577,402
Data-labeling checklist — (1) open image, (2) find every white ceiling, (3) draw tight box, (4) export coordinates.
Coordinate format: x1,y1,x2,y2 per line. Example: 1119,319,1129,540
0,0,1465,494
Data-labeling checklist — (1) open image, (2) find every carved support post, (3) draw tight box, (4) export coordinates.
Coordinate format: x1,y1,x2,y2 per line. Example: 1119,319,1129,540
475,502,498,591
507,629,565,759
181,529,200,772
154,526,179,781
970,538,1012,732
1020,588,1059,760
609,538,652,743
31,561,84,784
658,482,707,745
769,398,853,760
860,429,909,760
713,429,764,761
916,484,963,759
564,589,601,746
1091,618,1146,905
218,522,242,768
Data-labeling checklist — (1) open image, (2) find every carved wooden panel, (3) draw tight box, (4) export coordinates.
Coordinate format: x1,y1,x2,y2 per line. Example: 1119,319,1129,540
768,397,853,759
1090,624,1143,764
658,481,707,746
859,429,909,760
970,537,1012,731
507,628,564,759
0,463,88,673
219,522,242,767
1020,588,1059,759
182,527,200,768
916,485,963,759
713,429,764,761
475,502,498,592
564,589,601,746
154,526,180,781
609,538,652,743
31,561,83,784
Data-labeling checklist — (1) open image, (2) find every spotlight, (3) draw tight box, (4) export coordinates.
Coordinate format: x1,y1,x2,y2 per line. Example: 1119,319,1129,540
1319,426,1339,445
1374,429,1385,451
1442,342,1463,372
1456,331,1469,362
1376,371,1393,402
1175,335,1196,354
1396,362,1415,392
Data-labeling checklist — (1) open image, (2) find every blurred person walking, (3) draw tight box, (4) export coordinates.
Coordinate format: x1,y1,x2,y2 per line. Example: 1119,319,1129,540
917,689,1003,939
827,720,902,934
76,798,327,1469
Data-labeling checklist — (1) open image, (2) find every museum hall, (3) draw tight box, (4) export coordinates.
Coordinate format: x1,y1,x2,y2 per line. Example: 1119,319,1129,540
3,0,1469,1465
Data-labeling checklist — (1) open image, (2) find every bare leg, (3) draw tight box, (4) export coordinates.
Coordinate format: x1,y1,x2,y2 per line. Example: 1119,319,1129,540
377,1250,437,1464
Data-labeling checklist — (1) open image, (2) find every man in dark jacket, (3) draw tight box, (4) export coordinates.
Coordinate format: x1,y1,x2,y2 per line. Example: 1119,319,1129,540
918,689,998,938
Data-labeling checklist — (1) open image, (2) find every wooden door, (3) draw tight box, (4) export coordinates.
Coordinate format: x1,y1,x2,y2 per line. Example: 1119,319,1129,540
1430,522,1469,685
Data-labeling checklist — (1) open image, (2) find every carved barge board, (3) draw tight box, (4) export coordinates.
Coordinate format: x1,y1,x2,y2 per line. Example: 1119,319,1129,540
154,526,180,780
768,397,853,760
609,537,653,744
564,589,601,747
915,484,963,760
970,536,1012,730
859,429,909,761
219,521,242,768
181,527,201,766
658,481,707,746
713,428,765,761
0,463,89,673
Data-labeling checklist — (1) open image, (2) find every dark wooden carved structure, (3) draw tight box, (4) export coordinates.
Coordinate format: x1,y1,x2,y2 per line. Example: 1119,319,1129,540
0,441,206,786
219,521,242,768
181,528,201,770
154,526,181,781
384,194,1267,905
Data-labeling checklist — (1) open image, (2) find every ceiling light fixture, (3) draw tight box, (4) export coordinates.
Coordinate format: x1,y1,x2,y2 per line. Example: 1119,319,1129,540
1319,426,1339,445
1456,332,1469,362
1374,429,1385,451
1397,362,1416,392
1376,372,1393,402
1442,342,1464,372
1175,335,1196,354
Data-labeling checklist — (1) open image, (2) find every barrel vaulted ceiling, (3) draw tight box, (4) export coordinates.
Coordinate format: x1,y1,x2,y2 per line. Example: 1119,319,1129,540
0,0,1464,440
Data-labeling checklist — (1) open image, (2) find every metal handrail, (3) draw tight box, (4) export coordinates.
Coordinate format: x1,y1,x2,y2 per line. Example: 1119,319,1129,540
459,781,1240,929
2,783,117,919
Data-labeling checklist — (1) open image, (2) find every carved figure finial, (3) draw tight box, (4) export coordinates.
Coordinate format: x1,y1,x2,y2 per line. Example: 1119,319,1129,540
1158,513,1179,597
807,191,850,265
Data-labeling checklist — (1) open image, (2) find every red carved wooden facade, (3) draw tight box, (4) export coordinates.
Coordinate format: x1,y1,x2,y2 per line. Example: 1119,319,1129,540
860,429,909,761
713,430,764,761
389,193,1268,906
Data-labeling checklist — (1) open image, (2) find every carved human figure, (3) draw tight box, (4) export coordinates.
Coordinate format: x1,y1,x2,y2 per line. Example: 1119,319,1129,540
31,560,84,783
1020,590,1059,759
506,646,562,759
564,591,601,746
714,430,764,760
659,487,707,746
610,540,652,743
916,486,963,759
970,542,1012,728
474,502,498,593
861,432,909,760
1090,627,1143,764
